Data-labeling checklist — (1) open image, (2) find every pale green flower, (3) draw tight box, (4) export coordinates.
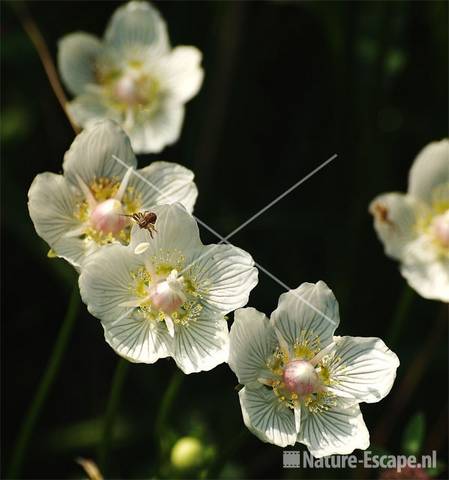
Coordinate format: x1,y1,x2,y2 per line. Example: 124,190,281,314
58,1,203,154
229,282,399,457
370,139,449,302
79,204,258,373
28,120,197,268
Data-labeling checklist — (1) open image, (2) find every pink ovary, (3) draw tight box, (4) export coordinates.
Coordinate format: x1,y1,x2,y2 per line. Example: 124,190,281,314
90,199,127,234
433,213,449,248
282,359,321,396
150,281,185,314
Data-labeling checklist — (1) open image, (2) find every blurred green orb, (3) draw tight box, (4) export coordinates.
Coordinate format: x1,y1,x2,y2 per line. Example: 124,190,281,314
170,436,204,470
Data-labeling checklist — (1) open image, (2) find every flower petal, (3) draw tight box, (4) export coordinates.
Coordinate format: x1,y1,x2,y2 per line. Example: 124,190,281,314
239,384,297,447
187,244,258,315
270,281,339,353
173,314,229,374
326,336,399,404
67,92,119,129
63,120,137,187
229,308,277,385
129,203,202,260
158,46,204,102
28,172,79,244
400,237,449,302
126,102,184,154
58,33,102,96
52,236,89,269
408,139,449,204
27,172,86,264
102,312,173,364
130,161,198,214
369,192,423,261
298,399,370,458
79,243,142,323
104,1,169,55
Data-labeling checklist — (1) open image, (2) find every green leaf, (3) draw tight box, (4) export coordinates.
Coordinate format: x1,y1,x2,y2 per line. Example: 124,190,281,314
401,412,426,456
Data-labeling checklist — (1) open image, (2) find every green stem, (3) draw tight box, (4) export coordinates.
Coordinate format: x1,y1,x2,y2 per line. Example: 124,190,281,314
97,358,129,474
8,286,80,479
11,1,80,133
387,285,415,347
154,369,184,462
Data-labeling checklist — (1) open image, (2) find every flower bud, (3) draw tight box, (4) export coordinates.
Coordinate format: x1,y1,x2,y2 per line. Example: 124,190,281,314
170,437,204,471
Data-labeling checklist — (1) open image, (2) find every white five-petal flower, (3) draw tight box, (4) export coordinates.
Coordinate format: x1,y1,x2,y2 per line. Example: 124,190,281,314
229,282,399,457
58,1,204,153
79,203,259,373
370,139,449,302
28,120,198,268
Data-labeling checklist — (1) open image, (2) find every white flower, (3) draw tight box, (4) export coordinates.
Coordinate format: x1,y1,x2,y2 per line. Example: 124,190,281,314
229,281,399,457
78,203,258,373
28,120,197,268
369,139,449,302
58,1,204,154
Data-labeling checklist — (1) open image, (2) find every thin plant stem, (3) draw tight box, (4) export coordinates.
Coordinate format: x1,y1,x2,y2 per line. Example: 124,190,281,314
387,285,415,347
97,358,129,475
12,1,80,133
154,369,184,462
7,287,81,479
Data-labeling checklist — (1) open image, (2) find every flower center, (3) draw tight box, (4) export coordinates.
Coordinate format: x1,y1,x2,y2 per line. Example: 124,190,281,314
149,270,187,314
431,211,449,249
282,359,321,396
90,198,128,234
113,71,158,108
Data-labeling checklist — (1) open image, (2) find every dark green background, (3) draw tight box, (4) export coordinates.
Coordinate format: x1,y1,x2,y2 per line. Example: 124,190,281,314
2,1,448,478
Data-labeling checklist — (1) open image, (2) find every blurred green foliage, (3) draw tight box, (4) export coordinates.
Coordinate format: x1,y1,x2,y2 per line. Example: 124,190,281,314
402,413,425,457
